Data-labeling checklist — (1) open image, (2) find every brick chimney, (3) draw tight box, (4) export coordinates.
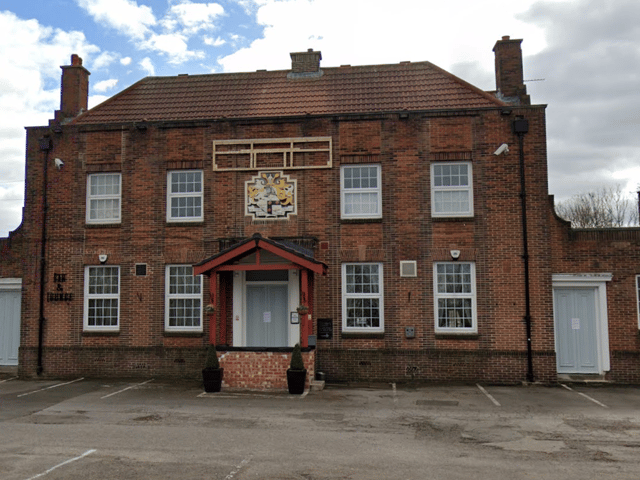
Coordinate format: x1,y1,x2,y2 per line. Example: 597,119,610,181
493,36,530,105
288,49,322,79
55,54,90,122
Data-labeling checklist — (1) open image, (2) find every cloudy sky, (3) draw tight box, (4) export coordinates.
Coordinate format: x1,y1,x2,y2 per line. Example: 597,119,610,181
0,0,638,236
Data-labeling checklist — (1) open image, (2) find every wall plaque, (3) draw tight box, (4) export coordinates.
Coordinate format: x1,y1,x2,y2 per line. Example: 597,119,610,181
245,171,297,219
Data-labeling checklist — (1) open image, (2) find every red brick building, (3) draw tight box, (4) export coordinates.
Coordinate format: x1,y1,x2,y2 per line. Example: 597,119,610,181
2,37,639,386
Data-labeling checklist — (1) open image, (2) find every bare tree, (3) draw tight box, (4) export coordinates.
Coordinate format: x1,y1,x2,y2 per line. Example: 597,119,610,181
555,185,639,228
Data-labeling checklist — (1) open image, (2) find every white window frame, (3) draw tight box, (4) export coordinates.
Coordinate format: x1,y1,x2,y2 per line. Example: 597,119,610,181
86,173,121,224
340,164,382,219
431,162,473,217
341,263,384,333
84,266,120,331
433,262,477,334
165,265,203,332
167,170,204,222
636,275,640,329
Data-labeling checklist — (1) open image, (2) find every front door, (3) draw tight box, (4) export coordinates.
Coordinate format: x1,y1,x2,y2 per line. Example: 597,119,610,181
0,287,21,366
246,284,288,347
554,288,599,374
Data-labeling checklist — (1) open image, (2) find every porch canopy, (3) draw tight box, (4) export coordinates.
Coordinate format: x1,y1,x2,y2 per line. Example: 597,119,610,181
194,233,327,348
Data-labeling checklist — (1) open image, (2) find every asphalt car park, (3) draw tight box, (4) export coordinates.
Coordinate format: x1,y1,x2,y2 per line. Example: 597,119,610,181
1,374,639,479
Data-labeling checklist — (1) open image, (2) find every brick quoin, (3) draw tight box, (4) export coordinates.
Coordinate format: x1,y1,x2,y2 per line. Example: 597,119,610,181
3,41,638,388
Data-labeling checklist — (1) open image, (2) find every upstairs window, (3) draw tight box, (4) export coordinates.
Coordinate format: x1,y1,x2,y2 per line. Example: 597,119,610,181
431,162,473,217
87,173,121,224
167,170,203,222
341,165,382,219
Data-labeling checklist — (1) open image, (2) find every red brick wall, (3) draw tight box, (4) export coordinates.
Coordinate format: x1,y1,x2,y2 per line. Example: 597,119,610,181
549,204,640,382
16,106,562,385
219,349,314,390
19,346,315,391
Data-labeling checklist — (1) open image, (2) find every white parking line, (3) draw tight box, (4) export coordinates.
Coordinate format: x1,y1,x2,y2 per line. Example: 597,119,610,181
100,379,154,399
392,382,397,403
24,449,96,480
560,383,609,408
476,384,501,407
17,378,85,397
0,376,17,384
224,456,252,480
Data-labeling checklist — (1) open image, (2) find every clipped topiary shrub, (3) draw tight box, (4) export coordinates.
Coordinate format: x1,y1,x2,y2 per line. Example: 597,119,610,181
204,344,220,370
289,343,305,371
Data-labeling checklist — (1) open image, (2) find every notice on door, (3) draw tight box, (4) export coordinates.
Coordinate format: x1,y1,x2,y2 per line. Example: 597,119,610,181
263,311,271,323
571,317,580,330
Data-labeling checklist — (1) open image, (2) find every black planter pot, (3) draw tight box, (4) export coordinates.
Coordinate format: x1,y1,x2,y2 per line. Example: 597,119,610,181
287,369,307,395
202,367,223,392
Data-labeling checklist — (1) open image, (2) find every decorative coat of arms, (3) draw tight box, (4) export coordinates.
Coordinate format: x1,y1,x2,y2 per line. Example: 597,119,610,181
245,171,297,219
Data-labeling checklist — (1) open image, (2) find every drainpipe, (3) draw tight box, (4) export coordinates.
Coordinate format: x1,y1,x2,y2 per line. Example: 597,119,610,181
513,118,534,383
37,135,52,376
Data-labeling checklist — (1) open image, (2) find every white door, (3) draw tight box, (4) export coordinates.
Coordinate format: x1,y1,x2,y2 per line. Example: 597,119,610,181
0,287,21,366
554,288,599,374
246,284,289,347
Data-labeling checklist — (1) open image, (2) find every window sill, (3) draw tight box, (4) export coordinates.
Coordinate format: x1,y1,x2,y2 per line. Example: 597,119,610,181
85,223,122,228
166,220,204,226
431,217,474,222
163,331,203,337
82,330,119,336
340,218,383,224
435,333,478,340
341,332,384,339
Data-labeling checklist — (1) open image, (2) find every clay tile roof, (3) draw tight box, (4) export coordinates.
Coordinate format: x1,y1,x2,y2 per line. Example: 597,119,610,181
74,61,505,125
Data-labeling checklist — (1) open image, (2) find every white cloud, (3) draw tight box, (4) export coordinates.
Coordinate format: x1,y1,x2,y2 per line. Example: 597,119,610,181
75,0,156,39
142,33,205,64
217,0,544,74
94,78,119,92
120,56,132,65
140,57,155,75
92,51,118,70
204,35,226,47
88,94,110,109
162,1,225,34
0,10,100,236
235,0,270,15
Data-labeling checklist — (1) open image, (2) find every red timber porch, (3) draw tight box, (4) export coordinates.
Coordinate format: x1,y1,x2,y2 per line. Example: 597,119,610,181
193,233,327,390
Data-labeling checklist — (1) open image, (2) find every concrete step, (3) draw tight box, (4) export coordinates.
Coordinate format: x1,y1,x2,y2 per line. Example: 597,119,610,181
557,373,609,383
